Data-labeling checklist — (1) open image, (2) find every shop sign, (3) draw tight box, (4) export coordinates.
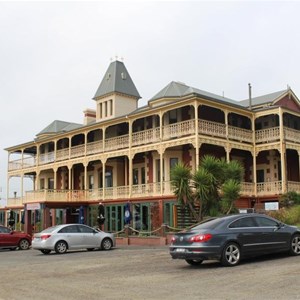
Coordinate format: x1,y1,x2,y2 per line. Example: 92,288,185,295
27,203,41,210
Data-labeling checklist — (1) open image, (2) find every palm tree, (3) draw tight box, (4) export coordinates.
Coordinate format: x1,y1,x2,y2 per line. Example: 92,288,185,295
171,155,244,222
170,162,198,221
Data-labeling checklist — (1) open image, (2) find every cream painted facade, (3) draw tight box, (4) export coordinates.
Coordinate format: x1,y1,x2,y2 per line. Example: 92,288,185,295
2,60,300,233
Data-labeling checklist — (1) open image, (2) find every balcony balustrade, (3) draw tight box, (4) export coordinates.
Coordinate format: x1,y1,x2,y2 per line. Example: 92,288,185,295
23,181,260,204
70,144,85,159
86,140,103,155
105,135,129,151
287,181,300,192
163,120,195,140
8,121,299,172
8,180,300,209
56,148,69,161
284,127,300,143
240,182,254,196
257,181,282,196
39,152,55,165
255,127,280,143
6,197,23,207
228,126,253,143
199,119,226,138
132,127,160,146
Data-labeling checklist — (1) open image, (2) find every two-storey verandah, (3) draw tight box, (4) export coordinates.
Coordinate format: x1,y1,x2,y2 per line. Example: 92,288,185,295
4,94,300,234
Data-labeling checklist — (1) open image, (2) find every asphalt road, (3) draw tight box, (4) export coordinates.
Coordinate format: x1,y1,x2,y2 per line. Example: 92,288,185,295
1,246,300,300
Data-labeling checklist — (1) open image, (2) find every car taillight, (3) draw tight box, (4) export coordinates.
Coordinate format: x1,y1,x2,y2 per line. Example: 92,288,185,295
41,234,51,240
189,233,212,243
171,236,176,243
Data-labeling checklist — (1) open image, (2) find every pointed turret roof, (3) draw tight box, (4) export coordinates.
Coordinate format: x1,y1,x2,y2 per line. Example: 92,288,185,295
93,60,140,100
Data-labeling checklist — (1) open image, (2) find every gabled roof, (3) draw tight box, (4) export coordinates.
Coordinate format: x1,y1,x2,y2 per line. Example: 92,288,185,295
150,81,242,107
36,120,82,137
93,60,140,100
239,90,287,108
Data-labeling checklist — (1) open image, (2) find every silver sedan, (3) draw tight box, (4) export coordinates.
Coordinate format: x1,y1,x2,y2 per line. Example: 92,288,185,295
32,224,115,254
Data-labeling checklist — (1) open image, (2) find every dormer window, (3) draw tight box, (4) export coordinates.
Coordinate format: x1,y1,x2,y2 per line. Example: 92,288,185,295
121,72,126,80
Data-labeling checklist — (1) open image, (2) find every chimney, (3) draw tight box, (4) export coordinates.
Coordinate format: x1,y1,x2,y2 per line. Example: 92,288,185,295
83,108,96,125
248,83,252,110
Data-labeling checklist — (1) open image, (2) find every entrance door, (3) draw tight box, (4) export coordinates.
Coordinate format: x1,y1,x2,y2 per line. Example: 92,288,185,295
106,205,124,232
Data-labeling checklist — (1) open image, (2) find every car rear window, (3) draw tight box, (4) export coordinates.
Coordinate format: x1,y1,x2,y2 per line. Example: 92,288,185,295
40,226,60,233
191,218,224,230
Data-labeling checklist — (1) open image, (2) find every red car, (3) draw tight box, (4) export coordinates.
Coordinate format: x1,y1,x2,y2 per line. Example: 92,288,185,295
0,225,31,250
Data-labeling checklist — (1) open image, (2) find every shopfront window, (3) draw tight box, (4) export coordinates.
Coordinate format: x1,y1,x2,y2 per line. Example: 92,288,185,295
164,201,176,228
133,203,150,232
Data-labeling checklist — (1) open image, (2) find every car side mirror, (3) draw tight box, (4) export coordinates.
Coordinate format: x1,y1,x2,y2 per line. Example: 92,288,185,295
274,222,284,231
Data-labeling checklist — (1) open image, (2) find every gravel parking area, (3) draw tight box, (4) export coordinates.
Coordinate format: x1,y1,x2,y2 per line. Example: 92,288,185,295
1,246,300,300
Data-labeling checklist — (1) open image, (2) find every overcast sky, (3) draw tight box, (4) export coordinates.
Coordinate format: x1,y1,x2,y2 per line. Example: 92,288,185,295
1,0,300,204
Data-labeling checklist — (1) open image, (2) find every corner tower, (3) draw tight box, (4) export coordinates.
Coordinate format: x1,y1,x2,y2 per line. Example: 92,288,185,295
93,60,141,122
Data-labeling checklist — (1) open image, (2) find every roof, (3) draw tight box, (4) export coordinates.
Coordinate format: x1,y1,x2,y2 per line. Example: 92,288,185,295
36,120,82,136
93,60,141,100
150,81,243,107
239,90,287,107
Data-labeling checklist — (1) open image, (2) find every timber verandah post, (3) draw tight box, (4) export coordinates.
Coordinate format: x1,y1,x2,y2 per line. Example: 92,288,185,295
279,107,287,193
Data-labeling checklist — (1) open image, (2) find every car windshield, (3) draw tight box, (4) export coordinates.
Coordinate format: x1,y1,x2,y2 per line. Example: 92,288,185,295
191,217,224,230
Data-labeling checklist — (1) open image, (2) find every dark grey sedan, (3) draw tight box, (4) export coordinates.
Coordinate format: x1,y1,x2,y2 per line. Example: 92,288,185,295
170,213,300,266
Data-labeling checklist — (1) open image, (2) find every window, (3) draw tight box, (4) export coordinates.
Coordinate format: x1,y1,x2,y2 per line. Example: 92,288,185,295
109,99,113,116
156,159,160,182
0,226,10,233
77,225,94,233
141,167,146,184
48,178,54,189
229,217,257,228
59,225,79,233
89,175,94,190
105,170,113,187
105,205,124,232
170,158,178,174
133,169,139,185
105,101,108,117
40,178,45,189
256,170,264,183
164,202,175,227
133,203,150,231
169,110,177,124
255,217,278,227
99,103,103,118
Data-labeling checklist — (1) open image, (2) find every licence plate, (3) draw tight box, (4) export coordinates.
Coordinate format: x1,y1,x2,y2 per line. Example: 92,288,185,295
176,248,186,253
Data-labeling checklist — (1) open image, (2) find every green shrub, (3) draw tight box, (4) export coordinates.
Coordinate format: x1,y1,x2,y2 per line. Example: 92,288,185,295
267,205,300,225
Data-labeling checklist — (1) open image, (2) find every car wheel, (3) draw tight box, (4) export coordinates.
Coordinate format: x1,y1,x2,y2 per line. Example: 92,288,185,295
290,234,300,256
101,238,112,250
19,239,30,250
221,242,241,267
55,241,68,254
185,259,203,266
41,250,51,255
